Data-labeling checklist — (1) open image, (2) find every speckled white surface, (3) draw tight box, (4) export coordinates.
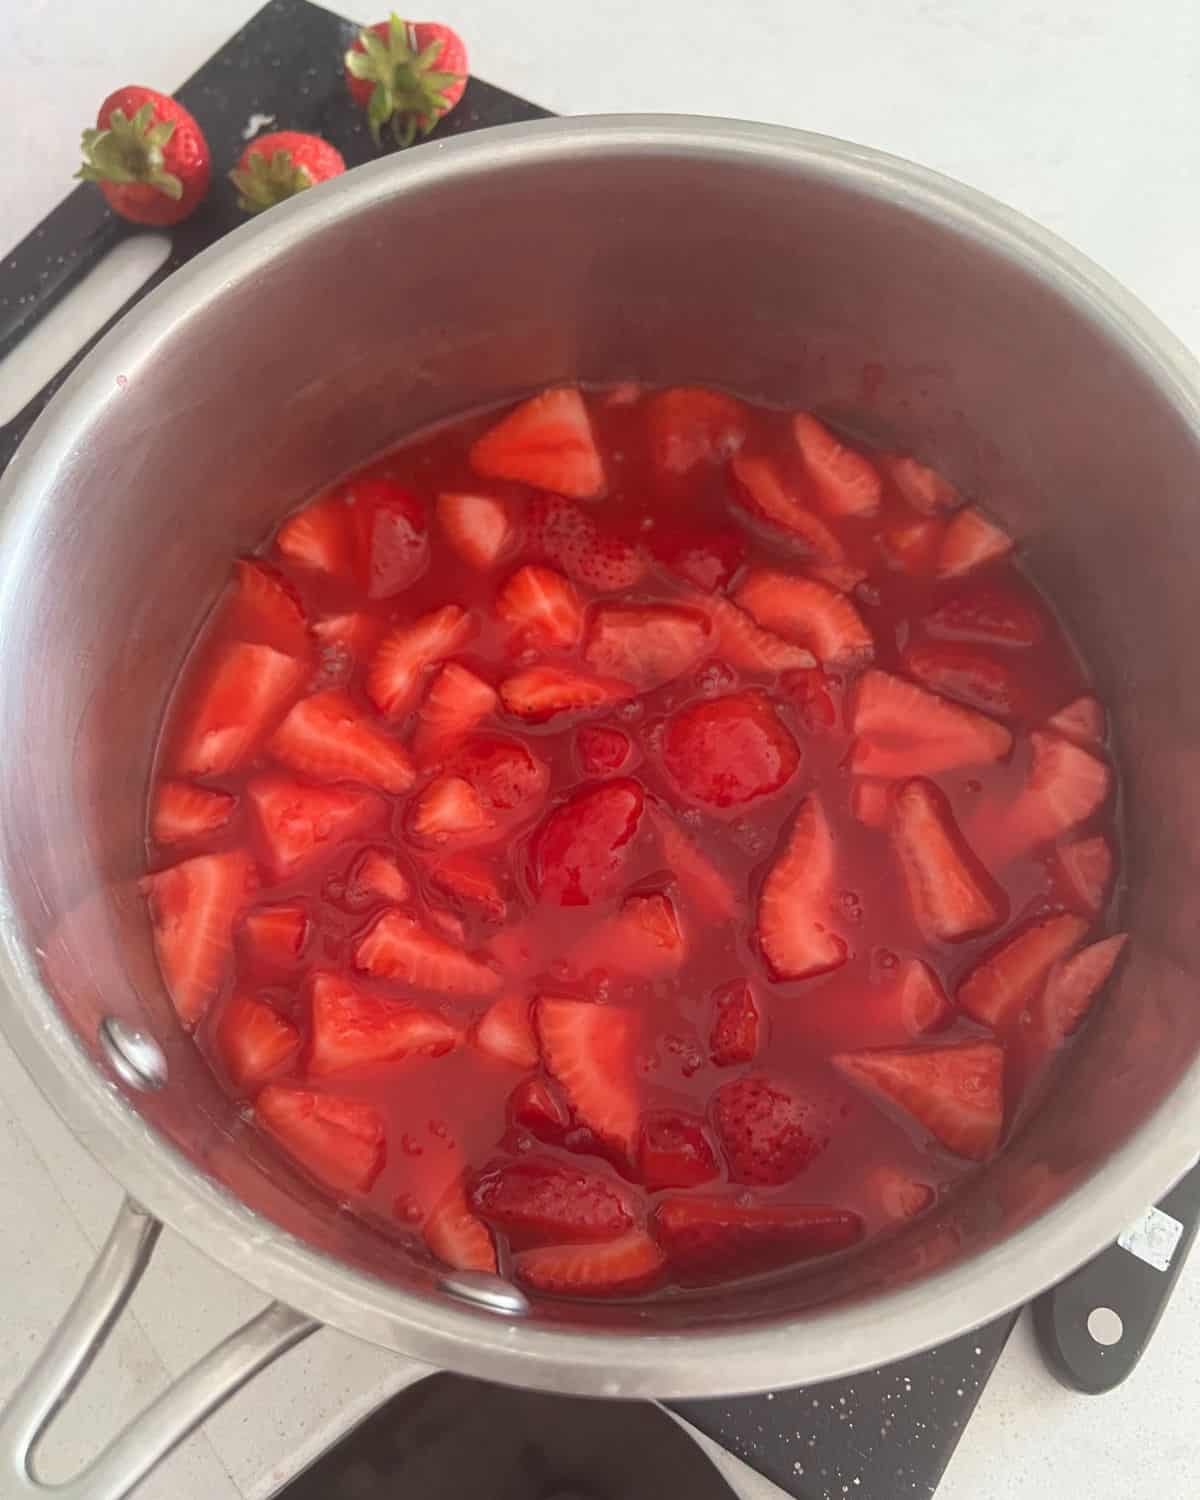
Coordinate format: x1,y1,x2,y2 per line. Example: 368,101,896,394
2,3,1200,1497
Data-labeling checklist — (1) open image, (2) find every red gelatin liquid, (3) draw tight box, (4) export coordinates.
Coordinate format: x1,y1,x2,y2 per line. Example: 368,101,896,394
143,385,1124,1298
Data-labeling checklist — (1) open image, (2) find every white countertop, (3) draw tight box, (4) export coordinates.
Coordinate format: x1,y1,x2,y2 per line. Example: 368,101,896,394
2,3,1199,1497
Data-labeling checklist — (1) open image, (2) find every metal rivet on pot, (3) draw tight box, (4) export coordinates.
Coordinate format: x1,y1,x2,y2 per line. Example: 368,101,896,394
99,1017,168,1092
437,1270,531,1317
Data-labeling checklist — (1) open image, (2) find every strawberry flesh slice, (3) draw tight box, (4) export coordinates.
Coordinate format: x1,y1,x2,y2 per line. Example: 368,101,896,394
442,733,550,814
152,781,236,846
256,1083,385,1193
834,1040,1005,1161
575,725,632,774
366,605,474,719
734,568,874,667
712,1074,829,1185
649,805,739,920
436,491,513,570
216,993,299,1088
471,1157,634,1244
344,849,411,908
648,386,748,475
639,1111,720,1190
653,1196,862,1280
499,665,633,723
664,691,800,810
865,1165,937,1221
757,795,847,980
473,993,539,1069
700,592,817,672
730,454,847,559
958,912,1090,1028
525,494,646,591
849,669,1012,777
536,995,640,1157
423,1179,498,1274
470,387,605,499
307,972,460,1075
883,454,960,514
529,778,645,906
990,731,1111,859
241,902,309,963
342,475,429,598
937,507,1013,577
925,581,1045,647
228,559,310,656
496,564,583,650
649,524,745,591
409,775,493,843
509,1077,572,1143
792,411,882,517
175,641,307,777
1035,933,1128,1045
574,891,685,979
276,493,354,577
708,979,761,1066
900,642,1019,719
412,664,498,762
247,774,383,880
584,603,712,689
889,778,1006,943
1055,833,1114,915
269,689,416,793
1046,695,1105,746
143,850,253,1024
514,1229,665,1296
355,909,501,995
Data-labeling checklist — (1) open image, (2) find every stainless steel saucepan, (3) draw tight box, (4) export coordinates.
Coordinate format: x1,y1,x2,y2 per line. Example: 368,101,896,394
2,116,1199,1500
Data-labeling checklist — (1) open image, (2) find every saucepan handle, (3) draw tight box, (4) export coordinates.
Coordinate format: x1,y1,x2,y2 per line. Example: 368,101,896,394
0,1195,319,1500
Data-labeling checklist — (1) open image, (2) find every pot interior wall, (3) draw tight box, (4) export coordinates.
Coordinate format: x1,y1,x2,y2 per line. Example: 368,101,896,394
3,133,1200,1334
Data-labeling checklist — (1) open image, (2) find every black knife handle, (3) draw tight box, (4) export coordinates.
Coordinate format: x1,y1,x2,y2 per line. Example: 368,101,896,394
1033,1157,1200,1393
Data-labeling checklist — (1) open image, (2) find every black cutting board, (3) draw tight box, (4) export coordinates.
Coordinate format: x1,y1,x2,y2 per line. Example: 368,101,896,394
0,4,1016,1495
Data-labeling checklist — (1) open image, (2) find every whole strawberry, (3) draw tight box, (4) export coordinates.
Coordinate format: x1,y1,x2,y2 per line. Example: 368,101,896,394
77,86,211,225
345,14,468,146
230,131,346,214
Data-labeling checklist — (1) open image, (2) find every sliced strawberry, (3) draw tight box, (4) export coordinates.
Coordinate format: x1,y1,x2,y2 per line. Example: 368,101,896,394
276,493,354,577
499,665,633,723
887,958,953,1035
701,592,817,672
900,642,1018,718
833,1040,1005,1161
345,848,411,908
757,795,847,980
443,733,550,814
247,775,383,879
958,912,1090,1027
216,993,299,1088
882,454,960,515
649,524,745,592
312,611,384,668
639,1112,720,1190
473,993,539,1068
664,691,800,810
268,689,416,793
730,454,847,559
709,979,761,1065
925,581,1045,647
529,779,645,905
648,386,748,475
436,491,514,570
605,380,642,406
496,564,583,650
792,411,882,517
574,891,685,979
509,1076,572,1142
649,805,738,920
584,604,712,689
228,559,310,655
851,779,890,829
849,669,1012,777
1055,833,1115,915
355,909,501,994
576,725,632,774
865,1165,936,1221
470,387,605,499
1035,933,1128,1044
514,1229,665,1296
143,850,252,1024
412,664,498,761
779,664,840,731
937,507,1013,577
255,1083,385,1193
653,1196,862,1279
428,907,468,945
428,851,506,919
307,972,460,1075
152,781,236,846
241,902,309,963
879,515,943,575
423,1178,498,1273
471,1157,634,1244
807,558,869,592
889,778,1006,943
1046,695,1105,746
175,642,307,777
712,1074,828,1185
536,995,640,1156
734,569,873,667
525,494,647,592
341,475,429,598
366,605,474,719
409,775,493,842
991,731,1111,859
